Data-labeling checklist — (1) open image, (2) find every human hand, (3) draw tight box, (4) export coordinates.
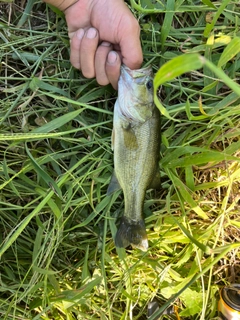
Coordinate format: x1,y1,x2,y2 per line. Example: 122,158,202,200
64,0,143,89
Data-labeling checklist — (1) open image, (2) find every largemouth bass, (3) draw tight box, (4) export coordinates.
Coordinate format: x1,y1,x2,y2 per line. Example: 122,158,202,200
107,65,160,251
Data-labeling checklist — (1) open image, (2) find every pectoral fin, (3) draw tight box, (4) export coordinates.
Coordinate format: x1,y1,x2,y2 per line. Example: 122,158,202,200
107,170,121,195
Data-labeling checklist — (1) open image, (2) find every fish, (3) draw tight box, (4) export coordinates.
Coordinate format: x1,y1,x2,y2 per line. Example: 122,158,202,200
107,64,160,251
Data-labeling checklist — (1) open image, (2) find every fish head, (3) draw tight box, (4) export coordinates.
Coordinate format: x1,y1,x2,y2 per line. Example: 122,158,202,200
117,65,154,123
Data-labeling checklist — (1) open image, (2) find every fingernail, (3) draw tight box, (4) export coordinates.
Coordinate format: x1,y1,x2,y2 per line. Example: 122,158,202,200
101,41,111,47
107,51,118,64
76,29,84,40
86,28,97,39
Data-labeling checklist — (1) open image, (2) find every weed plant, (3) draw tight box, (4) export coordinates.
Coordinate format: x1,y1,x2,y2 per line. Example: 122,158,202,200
0,0,240,319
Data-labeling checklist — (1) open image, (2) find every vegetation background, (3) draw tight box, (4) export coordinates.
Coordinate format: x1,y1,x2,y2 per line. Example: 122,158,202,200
0,0,240,319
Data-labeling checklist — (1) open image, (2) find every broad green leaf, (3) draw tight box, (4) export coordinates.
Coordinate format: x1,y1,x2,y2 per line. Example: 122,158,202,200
180,289,203,316
154,53,203,88
154,54,204,119
218,37,240,68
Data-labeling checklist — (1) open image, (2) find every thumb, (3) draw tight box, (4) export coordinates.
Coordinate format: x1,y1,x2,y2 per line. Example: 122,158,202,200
118,18,143,70
120,36,143,70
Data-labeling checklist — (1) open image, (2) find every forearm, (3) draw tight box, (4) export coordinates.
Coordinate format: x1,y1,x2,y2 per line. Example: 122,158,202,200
43,0,78,11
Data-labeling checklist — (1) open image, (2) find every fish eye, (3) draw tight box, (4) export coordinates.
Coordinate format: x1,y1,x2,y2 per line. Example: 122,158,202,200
146,80,153,90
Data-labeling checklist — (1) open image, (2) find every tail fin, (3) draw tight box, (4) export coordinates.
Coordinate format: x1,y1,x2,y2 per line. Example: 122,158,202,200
115,217,148,251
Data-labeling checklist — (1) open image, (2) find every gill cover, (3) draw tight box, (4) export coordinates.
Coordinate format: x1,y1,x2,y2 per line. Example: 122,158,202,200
117,65,154,123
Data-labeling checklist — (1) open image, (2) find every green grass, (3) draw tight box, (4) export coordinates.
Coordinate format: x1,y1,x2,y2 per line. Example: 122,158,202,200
0,0,240,319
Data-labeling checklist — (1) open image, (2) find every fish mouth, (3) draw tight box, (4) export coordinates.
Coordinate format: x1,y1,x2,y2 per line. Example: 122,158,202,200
120,65,153,84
